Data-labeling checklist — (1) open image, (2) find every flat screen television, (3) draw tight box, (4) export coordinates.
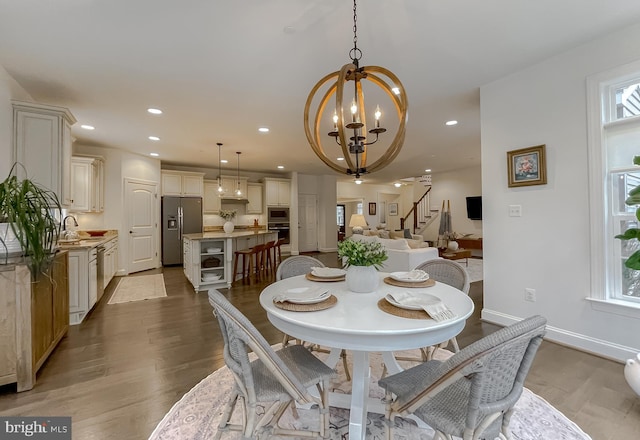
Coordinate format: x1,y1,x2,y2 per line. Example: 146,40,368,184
466,196,482,220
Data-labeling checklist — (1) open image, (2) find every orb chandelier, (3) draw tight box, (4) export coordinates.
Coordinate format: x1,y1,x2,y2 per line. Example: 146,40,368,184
304,0,408,180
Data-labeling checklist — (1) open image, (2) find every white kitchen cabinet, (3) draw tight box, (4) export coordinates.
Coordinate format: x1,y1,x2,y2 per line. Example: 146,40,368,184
219,175,248,199
247,183,263,214
69,156,104,212
88,252,98,310
68,246,99,325
102,236,118,291
203,180,222,213
92,158,105,212
263,178,290,206
183,236,226,290
161,170,204,197
12,101,77,206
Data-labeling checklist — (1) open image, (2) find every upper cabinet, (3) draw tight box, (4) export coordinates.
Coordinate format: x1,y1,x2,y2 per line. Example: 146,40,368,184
219,175,248,199
247,183,263,214
161,170,204,197
203,180,222,214
263,178,290,206
69,156,104,213
12,101,77,207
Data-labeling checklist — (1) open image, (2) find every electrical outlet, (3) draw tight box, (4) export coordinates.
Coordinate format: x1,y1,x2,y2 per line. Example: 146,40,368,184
524,288,536,302
509,205,522,217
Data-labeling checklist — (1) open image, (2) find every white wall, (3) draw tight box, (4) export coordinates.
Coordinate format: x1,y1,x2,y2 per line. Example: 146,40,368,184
0,64,32,178
481,22,640,361
75,144,162,275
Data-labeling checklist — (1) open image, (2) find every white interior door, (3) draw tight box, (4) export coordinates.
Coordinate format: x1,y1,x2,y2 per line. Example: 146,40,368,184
125,179,158,273
299,194,318,253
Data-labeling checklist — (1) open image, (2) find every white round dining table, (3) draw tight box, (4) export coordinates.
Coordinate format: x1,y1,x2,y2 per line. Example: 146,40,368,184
259,272,474,440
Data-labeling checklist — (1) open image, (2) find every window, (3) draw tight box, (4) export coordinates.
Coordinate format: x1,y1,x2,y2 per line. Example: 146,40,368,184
587,60,640,313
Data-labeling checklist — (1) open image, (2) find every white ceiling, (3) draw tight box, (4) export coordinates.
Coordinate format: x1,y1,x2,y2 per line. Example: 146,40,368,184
2,0,640,185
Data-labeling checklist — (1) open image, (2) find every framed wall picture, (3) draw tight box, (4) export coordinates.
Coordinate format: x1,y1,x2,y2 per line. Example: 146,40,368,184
507,144,547,187
389,203,398,216
368,202,376,216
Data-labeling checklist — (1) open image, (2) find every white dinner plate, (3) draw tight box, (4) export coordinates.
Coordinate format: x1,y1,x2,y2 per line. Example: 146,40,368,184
385,292,442,310
278,287,329,304
206,247,222,253
311,267,346,278
389,270,429,283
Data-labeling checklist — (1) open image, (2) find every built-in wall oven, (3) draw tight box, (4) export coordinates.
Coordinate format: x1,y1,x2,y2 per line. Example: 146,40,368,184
267,207,290,244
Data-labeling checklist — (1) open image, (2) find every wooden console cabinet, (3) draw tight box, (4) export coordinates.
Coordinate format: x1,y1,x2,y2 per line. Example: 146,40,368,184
0,251,69,391
456,237,483,250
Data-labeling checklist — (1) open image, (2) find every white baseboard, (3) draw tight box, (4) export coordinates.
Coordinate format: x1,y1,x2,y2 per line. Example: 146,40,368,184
318,247,338,253
481,309,636,363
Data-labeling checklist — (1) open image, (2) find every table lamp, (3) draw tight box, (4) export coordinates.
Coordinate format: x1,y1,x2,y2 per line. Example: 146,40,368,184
349,214,368,234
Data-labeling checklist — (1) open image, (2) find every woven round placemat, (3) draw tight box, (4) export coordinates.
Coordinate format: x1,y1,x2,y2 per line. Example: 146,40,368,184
383,277,436,288
305,273,345,282
273,295,337,312
377,298,430,319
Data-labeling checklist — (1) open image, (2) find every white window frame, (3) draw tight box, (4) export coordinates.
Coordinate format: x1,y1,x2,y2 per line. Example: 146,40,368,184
587,59,640,318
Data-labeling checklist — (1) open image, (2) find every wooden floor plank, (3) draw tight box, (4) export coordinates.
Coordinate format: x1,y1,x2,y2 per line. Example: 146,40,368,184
0,254,637,439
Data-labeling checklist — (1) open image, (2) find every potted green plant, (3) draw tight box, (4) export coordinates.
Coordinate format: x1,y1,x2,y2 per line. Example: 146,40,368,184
0,163,62,278
338,238,388,293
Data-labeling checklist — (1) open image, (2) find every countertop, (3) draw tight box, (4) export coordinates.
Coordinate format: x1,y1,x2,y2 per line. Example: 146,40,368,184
183,230,276,240
56,231,118,250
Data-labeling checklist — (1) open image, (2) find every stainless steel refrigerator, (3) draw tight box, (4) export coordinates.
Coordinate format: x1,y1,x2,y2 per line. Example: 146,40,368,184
161,196,203,265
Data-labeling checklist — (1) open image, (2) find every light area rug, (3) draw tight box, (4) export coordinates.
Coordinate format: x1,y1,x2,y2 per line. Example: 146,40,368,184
466,257,483,283
148,348,590,440
108,274,167,304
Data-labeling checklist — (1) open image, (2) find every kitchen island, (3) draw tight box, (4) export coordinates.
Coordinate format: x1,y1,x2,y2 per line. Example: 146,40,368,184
182,229,277,291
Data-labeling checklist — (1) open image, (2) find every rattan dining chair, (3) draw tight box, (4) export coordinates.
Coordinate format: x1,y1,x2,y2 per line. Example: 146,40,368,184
415,259,470,360
379,315,546,440
208,290,336,440
276,255,351,381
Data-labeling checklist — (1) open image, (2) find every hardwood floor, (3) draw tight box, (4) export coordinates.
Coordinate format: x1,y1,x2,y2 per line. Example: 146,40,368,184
0,254,638,439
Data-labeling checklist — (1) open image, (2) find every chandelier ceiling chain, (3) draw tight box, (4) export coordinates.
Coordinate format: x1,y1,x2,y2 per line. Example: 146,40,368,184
303,0,408,182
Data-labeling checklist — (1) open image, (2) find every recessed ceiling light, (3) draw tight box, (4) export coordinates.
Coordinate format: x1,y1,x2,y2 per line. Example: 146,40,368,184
221,159,228,164
394,182,401,187
277,165,284,169
424,169,432,172
445,120,458,126
258,127,270,133
150,153,159,157
337,157,345,161
148,136,160,141
147,108,163,115
80,124,95,130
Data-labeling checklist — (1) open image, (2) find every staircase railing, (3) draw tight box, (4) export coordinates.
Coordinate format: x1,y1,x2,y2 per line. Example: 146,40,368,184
400,186,432,235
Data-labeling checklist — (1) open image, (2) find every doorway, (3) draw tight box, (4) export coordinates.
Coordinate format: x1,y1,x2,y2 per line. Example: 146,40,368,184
337,204,345,241
124,178,159,274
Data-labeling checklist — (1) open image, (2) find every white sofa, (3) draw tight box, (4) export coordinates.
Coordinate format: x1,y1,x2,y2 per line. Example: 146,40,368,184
349,234,439,272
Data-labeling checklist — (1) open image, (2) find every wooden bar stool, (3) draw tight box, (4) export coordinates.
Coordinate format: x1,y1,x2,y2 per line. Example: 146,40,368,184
263,240,276,276
233,244,266,284
273,238,286,268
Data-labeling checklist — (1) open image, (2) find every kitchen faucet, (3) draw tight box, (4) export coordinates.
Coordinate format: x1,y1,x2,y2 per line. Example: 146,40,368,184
62,215,78,231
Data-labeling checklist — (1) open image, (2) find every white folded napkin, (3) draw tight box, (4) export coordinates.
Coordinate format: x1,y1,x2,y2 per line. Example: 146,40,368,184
386,291,455,322
273,286,329,303
390,269,429,282
310,267,346,278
